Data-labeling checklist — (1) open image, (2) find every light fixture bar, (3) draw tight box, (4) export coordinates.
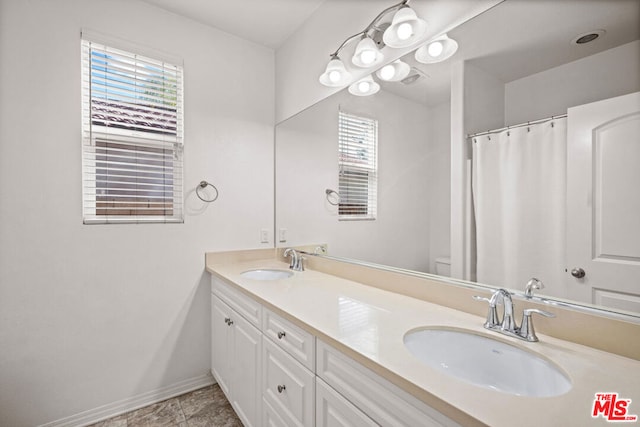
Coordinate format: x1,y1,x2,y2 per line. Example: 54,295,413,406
328,0,409,59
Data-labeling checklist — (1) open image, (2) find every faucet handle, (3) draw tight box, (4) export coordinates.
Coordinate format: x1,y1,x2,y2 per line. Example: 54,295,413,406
519,308,555,342
524,308,555,317
473,295,499,328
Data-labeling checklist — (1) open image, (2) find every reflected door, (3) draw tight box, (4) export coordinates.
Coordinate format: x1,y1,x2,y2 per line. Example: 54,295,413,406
567,92,640,313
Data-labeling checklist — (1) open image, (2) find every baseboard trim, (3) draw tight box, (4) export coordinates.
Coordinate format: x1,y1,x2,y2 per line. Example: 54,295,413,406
40,373,215,427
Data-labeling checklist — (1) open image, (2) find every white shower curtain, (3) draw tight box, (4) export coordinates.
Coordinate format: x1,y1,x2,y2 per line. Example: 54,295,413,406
472,117,567,295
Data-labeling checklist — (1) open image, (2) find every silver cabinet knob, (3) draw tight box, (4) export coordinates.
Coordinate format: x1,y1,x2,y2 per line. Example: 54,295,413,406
277,385,286,393
571,268,586,278
277,331,286,339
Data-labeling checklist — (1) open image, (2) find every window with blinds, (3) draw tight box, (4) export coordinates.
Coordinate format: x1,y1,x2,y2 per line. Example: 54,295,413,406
338,111,378,220
81,37,184,224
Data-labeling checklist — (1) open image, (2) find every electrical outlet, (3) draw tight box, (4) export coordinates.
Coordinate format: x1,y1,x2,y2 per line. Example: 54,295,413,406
278,228,287,243
260,228,269,243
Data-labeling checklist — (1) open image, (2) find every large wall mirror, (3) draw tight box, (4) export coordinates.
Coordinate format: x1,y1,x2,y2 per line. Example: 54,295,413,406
276,0,640,319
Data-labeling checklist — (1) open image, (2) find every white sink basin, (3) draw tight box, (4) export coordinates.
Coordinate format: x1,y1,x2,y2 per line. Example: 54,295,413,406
404,328,571,397
240,269,294,280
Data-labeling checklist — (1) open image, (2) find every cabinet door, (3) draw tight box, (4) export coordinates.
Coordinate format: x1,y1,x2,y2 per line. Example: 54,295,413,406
316,378,377,427
263,337,315,427
211,294,232,397
232,312,262,427
263,398,288,427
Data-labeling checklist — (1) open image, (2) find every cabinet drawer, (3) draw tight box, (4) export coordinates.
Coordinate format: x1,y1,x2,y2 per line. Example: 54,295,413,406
263,337,315,427
316,377,377,427
212,276,262,328
263,308,315,371
317,341,460,427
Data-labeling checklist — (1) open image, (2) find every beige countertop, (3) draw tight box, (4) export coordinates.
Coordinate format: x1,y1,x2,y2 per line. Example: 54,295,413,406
206,254,640,427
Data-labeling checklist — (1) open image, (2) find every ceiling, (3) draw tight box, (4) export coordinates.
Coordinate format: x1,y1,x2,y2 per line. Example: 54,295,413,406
140,0,326,49
139,0,639,108
382,0,640,107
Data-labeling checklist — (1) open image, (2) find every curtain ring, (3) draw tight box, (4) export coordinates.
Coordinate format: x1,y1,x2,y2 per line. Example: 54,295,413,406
325,188,340,206
196,181,219,203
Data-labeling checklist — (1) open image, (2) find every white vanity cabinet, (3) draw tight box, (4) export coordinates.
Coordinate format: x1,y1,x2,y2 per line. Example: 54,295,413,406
262,307,316,426
263,337,315,426
211,279,262,427
211,275,459,427
316,340,460,427
316,377,377,427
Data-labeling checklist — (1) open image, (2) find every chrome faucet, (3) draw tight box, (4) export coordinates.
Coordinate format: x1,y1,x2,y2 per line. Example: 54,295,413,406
492,288,517,332
474,288,555,342
283,248,304,272
524,278,544,298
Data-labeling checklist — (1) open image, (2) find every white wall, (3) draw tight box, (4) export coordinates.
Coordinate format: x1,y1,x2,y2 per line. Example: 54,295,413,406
276,88,435,272
427,101,451,273
450,60,505,280
0,0,274,425
505,40,640,125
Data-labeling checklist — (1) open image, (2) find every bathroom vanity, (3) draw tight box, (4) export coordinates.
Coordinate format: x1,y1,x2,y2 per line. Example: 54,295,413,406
206,249,640,427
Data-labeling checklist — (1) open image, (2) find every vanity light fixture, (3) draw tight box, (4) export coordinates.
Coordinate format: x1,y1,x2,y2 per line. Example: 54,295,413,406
319,0,426,87
319,56,353,87
352,37,384,68
376,59,411,81
415,34,458,64
382,6,428,48
348,75,380,96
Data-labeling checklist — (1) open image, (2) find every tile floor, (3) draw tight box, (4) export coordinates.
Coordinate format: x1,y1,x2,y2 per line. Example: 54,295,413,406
88,384,242,427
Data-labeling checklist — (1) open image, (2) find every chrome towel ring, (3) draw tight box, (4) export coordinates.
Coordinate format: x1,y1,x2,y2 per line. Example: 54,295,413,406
325,188,340,206
196,180,219,203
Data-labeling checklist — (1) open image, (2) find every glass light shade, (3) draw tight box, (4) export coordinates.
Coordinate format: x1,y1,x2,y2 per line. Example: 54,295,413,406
382,7,428,48
375,59,411,82
415,34,459,64
352,37,384,68
348,75,380,96
319,57,353,87
428,41,444,57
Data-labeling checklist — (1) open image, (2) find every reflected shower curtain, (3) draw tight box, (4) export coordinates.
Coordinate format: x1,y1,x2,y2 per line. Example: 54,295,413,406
472,117,567,295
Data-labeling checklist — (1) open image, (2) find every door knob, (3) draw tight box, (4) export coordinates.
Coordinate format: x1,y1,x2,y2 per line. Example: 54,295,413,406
571,268,586,278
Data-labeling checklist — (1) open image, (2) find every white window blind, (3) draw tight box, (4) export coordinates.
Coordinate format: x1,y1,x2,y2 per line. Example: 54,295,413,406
338,111,378,220
81,38,184,224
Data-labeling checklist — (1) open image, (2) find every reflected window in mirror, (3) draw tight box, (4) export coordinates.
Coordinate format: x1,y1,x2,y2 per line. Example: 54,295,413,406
338,111,378,220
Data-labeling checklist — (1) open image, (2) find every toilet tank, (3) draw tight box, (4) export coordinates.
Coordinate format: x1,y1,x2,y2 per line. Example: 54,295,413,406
435,257,451,277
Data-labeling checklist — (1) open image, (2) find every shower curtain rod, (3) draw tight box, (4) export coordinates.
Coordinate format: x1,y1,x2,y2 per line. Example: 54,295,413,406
467,113,568,139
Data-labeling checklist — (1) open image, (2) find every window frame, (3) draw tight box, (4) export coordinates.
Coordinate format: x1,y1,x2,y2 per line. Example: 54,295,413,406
81,32,184,224
337,111,378,221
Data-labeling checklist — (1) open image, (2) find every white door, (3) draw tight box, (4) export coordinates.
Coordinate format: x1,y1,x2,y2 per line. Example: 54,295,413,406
566,92,640,313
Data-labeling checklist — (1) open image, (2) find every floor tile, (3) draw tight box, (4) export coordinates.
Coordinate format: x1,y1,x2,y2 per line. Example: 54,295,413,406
88,384,241,427
180,384,242,427
126,397,186,427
